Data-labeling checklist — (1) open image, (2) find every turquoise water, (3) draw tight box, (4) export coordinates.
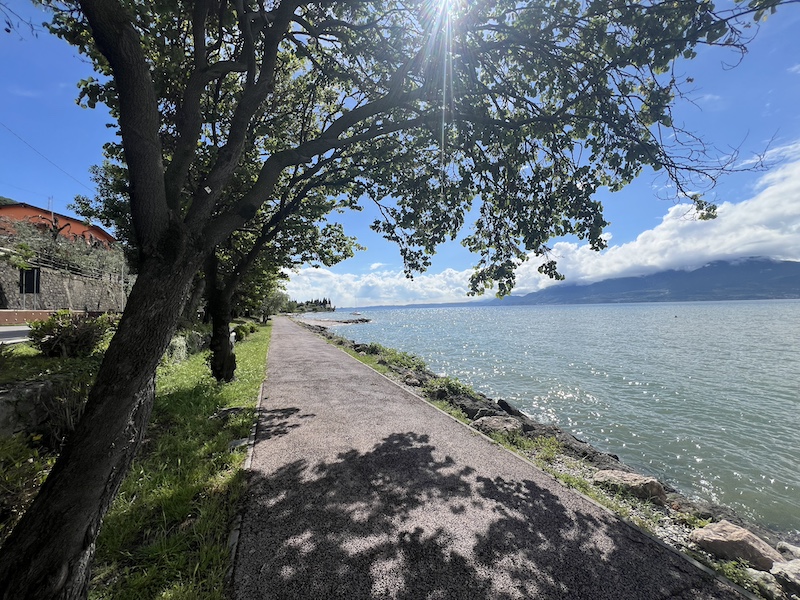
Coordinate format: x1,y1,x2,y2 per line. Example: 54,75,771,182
322,300,800,537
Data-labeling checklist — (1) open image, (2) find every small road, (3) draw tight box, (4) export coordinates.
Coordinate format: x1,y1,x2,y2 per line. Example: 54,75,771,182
0,326,29,345
233,317,745,599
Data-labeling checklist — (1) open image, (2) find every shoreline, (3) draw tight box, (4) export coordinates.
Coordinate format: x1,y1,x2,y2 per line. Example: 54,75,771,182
294,317,800,598
293,315,796,540
291,317,371,327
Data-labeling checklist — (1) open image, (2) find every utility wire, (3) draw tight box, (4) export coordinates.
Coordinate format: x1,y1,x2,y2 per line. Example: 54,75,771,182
0,120,94,193
0,180,50,199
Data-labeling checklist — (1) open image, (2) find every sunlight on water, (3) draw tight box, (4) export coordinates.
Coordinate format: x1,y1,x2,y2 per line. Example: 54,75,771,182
328,300,800,537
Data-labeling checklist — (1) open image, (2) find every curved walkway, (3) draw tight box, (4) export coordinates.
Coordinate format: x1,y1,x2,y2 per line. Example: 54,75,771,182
232,317,745,599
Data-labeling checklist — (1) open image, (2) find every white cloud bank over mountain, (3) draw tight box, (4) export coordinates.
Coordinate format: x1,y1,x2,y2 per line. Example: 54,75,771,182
286,155,800,307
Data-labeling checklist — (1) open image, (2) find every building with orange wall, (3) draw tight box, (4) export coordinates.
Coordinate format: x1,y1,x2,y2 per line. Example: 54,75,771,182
0,202,116,246
0,202,127,317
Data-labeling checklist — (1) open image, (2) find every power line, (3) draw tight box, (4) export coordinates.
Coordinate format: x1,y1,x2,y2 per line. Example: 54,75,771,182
0,120,94,193
0,180,49,199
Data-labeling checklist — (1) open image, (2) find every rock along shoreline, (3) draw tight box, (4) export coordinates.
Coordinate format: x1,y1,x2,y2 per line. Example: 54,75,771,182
295,317,800,600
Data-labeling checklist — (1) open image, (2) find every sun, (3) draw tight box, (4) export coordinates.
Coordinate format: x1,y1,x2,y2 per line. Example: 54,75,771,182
419,0,466,190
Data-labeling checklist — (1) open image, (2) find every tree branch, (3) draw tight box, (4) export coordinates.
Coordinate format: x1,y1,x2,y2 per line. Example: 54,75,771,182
185,0,301,231
78,0,169,255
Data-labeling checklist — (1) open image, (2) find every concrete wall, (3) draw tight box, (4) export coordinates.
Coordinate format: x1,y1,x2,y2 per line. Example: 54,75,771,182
0,262,127,315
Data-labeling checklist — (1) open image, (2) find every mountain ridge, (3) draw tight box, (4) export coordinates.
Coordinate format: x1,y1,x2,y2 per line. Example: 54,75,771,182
340,258,800,310
489,258,800,306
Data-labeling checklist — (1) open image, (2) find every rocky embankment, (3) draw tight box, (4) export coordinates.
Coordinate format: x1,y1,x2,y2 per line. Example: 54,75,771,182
298,320,800,600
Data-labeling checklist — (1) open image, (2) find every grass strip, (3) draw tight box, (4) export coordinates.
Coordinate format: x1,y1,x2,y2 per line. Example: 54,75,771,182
0,342,103,386
89,325,271,600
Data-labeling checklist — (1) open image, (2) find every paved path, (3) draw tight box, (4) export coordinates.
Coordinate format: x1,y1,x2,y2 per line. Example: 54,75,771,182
0,326,29,345
233,317,744,599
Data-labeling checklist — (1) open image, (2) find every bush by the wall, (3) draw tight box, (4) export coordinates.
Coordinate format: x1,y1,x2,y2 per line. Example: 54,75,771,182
233,324,250,342
162,335,189,365
28,311,116,358
184,329,210,355
160,328,211,367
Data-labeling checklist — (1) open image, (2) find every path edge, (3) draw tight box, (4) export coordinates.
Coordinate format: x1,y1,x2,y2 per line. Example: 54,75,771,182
225,359,270,592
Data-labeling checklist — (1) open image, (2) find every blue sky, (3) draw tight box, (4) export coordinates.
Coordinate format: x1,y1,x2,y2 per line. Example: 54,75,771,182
2,3,800,306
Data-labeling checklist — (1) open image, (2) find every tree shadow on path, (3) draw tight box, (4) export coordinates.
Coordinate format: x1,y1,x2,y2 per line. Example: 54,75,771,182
234,424,739,599
255,407,315,441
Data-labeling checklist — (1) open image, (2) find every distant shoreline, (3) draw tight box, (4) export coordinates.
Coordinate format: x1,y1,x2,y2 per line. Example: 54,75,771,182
291,316,371,328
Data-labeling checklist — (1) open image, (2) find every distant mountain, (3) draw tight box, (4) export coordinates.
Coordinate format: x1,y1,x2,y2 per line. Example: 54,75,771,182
491,258,800,305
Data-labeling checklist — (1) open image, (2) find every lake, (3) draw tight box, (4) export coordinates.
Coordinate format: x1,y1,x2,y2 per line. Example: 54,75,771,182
319,300,800,538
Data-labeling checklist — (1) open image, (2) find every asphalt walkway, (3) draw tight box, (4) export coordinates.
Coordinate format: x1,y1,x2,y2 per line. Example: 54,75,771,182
232,317,744,599
0,326,29,345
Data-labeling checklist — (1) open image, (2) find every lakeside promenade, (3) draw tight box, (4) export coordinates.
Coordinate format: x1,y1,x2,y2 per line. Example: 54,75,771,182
232,317,746,599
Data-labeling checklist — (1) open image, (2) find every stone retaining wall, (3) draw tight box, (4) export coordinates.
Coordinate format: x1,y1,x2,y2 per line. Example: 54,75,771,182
0,262,126,315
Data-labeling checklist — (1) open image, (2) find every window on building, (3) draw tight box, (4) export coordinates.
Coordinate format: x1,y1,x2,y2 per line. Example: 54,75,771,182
19,268,41,294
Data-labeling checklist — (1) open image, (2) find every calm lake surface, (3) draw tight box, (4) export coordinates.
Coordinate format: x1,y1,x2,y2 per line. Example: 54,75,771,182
319,300,800,537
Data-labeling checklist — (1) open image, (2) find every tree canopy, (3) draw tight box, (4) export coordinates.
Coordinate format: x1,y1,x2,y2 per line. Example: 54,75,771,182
46,0,775,294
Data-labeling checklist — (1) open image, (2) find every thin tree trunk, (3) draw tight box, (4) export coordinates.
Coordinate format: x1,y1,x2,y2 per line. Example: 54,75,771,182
0,249,203,599
208,295,236,382
180,273,206,326
205,254,236,382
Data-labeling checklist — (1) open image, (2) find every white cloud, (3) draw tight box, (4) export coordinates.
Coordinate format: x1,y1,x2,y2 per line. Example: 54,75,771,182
8,86,41,98
369,262,387,270
697,93,722,103
738,140,800,168
286,266,472,307
286,157,800,306
789,64,800,75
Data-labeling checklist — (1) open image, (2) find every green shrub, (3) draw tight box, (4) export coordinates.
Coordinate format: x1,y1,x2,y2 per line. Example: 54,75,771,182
162,328,215,366
422,376,481,401
359,342,427,371
713,560,759,593
248,322,258,333
185,329,209,355
28,310,117,358
381,348,427,371
530,435,563,463
364,342,384,355
488,431,539,453
234,324,250,342
171,326,210,357
429,399,470,424
162,334,189,365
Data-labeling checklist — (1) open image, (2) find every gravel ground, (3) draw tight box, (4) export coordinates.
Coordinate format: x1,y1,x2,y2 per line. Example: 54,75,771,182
232,317,748,599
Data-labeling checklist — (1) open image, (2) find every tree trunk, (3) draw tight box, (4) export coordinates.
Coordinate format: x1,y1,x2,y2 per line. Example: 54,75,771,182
206,256,236,382
180,273,206,327
0,247,203,599
208,297,236,382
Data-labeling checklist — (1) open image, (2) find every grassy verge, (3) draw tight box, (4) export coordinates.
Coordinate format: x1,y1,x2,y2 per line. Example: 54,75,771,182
1,342,99,541
1,326,269,596
0,434,57,541
87,325,270,599
0,342,102,386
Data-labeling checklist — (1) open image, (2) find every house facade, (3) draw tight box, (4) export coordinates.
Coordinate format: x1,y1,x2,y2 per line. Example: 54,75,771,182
0,202,129,317
0,202,116,246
